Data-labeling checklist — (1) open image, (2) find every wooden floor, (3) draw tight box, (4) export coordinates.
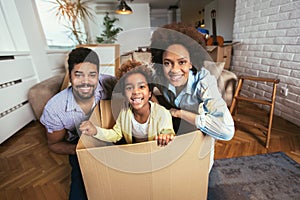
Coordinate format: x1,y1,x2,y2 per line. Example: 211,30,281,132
1,102,300,200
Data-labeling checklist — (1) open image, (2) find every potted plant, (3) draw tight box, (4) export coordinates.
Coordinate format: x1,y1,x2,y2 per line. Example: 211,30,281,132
96,12,123,44
50,0,94,45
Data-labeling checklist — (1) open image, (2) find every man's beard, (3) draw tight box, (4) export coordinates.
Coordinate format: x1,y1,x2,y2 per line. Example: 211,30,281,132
74,84,95,100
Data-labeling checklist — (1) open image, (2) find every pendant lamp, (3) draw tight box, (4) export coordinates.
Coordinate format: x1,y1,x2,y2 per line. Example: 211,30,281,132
115,0,133,15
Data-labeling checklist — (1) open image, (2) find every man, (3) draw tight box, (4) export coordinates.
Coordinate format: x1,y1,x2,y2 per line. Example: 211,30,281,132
40,47,116,200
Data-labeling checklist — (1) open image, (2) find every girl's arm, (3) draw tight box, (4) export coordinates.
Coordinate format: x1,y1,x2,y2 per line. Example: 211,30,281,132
156,106,176,146
80,119,123,143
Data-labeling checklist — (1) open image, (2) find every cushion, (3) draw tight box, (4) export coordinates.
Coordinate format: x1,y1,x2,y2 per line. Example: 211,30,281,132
60,71,70,91
203,61,225,80
60,53,71,90
28,73,65,120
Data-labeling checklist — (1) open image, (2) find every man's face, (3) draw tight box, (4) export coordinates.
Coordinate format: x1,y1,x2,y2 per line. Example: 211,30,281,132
70,62,98,101
162,44,192,88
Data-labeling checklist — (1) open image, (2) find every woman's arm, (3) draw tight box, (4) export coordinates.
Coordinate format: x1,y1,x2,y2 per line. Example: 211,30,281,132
170,71,235,141
196,73,235,141
170,102,234,141
170,108,196,127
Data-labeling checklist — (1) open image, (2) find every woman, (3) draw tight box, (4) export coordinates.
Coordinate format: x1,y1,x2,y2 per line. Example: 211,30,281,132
150,23,235,168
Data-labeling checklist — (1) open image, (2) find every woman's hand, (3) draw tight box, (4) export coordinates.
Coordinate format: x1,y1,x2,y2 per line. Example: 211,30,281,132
170,108,182,118
79,121,97,136
155,133,175,146
170,108,198,128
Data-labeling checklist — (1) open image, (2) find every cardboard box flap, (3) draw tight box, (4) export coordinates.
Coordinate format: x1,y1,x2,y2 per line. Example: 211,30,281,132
89,102,102,127
89,100,120,129
206,45,218,52
77,130,212,173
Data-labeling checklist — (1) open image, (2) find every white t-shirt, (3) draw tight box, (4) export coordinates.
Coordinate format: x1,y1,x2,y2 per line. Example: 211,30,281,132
131,114,149,143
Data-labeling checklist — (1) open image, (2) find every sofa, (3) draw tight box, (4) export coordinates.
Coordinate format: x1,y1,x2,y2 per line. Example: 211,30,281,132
28,52,237,120
28,73,65,120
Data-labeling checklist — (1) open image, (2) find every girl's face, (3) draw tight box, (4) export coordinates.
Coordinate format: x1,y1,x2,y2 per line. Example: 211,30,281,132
124,73,151,111
162,44,192,88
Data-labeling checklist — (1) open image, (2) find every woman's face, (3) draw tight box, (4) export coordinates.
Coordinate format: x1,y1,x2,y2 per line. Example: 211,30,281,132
162,44,192,88
124,73,151,111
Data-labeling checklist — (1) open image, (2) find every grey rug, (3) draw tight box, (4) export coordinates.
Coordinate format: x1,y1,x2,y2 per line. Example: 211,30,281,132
208,152,300,200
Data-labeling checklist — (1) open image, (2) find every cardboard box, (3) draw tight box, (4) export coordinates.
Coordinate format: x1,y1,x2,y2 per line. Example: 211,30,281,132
76,100,212,200
207,44,233,70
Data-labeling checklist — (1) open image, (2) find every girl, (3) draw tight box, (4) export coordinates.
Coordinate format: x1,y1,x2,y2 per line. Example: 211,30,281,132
79,64,175,146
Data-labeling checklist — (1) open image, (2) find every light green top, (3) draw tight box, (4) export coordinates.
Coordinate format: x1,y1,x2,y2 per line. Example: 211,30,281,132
94,101,175,144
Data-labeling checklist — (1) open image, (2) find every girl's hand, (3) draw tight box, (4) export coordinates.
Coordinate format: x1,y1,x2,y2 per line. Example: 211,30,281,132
155,133,175,147
79,121,97,136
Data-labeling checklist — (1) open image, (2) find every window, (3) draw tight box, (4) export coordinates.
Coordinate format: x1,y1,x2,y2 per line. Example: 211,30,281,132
35,0,85,49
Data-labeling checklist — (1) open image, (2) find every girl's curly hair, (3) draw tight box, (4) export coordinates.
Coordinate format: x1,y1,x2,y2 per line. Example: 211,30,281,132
150,23,207,78
115,60,155,95
116,60,142,80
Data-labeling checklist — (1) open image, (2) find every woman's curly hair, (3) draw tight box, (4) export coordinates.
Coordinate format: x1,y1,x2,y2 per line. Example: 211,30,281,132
150,23,207,78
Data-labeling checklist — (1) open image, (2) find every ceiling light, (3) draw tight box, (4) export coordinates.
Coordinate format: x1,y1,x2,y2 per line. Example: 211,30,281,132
115,0,133,15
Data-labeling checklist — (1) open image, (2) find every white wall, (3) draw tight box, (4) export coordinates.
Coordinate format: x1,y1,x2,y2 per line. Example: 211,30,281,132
179,0,235,42
0,0,28,52
204,0,235,42
87,3,152,54
0,0,67,143
232,0,300,125
14,0,53,81
181,0,204,26
89,1,236,54
204,1,218,37
150,8,181,28
218,0,235,42
0,0,60,83
116,3,152,54
150,9,170,27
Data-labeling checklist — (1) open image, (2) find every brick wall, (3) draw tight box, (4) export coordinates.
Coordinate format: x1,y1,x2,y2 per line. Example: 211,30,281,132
231,0,300,125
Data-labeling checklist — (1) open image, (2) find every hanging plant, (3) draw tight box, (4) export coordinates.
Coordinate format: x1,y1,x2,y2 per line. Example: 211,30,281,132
49,0,94,45
96,12,123,44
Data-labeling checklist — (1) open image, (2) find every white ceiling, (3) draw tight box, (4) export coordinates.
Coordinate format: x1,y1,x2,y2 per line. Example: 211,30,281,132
94,0,213,10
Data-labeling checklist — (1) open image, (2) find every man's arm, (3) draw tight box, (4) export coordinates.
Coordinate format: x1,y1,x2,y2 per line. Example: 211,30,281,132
46,129,76,155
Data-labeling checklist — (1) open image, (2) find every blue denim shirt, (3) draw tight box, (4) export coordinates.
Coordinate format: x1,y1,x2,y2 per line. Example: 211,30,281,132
161,68,234,141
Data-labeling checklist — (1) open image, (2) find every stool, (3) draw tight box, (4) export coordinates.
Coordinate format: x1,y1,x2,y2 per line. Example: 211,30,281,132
229,76,280,148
